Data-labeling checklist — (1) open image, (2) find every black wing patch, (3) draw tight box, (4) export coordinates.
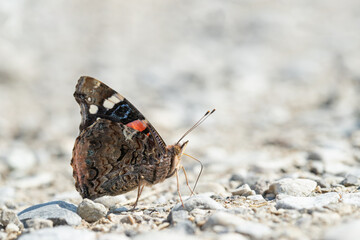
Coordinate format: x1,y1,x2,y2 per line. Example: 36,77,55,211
74,76,166,152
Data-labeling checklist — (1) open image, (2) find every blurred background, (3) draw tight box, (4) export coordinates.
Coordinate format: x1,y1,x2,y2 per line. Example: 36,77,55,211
0,0,360,203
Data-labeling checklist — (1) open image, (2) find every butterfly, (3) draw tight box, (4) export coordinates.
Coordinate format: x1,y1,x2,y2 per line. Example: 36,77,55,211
71,76,214,207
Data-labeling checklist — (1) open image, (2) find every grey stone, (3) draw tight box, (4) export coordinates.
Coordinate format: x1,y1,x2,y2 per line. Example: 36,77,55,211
231,184,256,197
77,199,107,223
18,226,96,240
171,220,196,234
109,206,128,214
276,192,340,210
24,218,53,229
267,178,317,197
229,173,246,182
18,201,81,226
322,175,343,188
252,179,271,195
0,207,23,230
309,161,325,175
247,194,265,201
324,220,360,240
202,211,271,239
340,174,359,187
167,210,189,224
172,195,224,212
307,151,322,161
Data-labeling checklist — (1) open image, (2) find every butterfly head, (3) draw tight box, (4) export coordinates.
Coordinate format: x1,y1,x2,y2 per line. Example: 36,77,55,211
166,140,188,178
174,140,189,157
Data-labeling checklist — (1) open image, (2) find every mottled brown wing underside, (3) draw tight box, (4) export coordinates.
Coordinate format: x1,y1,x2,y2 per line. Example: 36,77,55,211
71,119,174,199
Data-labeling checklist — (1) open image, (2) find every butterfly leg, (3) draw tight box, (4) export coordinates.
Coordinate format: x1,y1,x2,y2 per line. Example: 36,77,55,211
132,177,145,209
175,169,185,208
181,165,195,196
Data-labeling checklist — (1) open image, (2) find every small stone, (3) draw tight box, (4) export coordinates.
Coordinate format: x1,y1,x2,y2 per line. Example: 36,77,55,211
109,206,128,214
0,187,15,204
5,222,19,233
202,211,271,239
322,175,343,188
247,194,265,201
276,192,340,210
24,218,53,229
309,161,325,175
194,182,228,196
6,145,37,171
231,184,255,197
0,207,23,230
120,215,136,225
267,178,317,197
18,226,96,240
167,210,189,224
342,192,360,206
94,196,127,208
252,179,271,195
172,195,224,212
341,174,359,187
229,172,245,182
18,201,81,226
171,220,196,234
324,220,360,240
307,151,322,161
77,199,107,223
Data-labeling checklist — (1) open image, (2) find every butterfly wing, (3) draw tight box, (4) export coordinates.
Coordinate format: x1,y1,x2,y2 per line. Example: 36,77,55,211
74,76,167,152
72,118,172,199
72,76,174,199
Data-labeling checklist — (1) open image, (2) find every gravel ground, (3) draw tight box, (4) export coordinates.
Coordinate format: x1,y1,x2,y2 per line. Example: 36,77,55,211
1,1,360,239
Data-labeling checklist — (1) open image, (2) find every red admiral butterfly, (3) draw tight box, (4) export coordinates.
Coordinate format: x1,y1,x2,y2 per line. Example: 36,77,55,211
71,76,214,206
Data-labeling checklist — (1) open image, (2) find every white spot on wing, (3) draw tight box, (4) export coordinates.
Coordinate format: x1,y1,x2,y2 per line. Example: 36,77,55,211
103,99,115,109
108,94,122,103
103,93,124,109
89,105,98,114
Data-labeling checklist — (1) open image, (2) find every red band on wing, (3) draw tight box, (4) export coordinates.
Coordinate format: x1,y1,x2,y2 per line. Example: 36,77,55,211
126,120,147,132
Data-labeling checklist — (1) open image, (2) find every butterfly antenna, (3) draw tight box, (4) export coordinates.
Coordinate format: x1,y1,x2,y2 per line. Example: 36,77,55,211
176,109,215,145
183,153,203,193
